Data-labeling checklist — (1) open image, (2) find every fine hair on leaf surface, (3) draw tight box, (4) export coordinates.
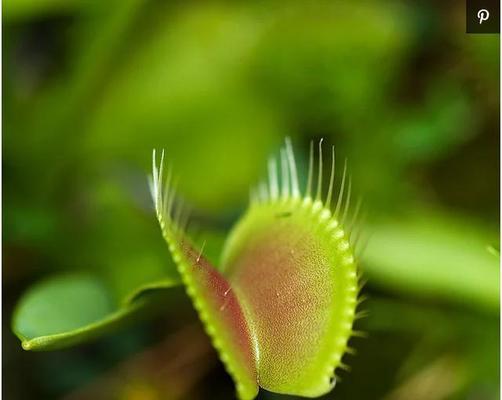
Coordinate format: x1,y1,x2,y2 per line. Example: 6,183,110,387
150,138,363,399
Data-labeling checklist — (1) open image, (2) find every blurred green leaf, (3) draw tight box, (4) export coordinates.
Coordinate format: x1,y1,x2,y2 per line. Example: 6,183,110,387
252,1,410,128
82,2,285,211
486,244,500,258
82,174,182,303
2,0,82,21
12,274,171,351
363,209,499,312
392,82,475,162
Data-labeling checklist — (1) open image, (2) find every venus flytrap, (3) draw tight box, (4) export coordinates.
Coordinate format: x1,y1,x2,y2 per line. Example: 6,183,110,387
150,138,363,399
12,138,364,399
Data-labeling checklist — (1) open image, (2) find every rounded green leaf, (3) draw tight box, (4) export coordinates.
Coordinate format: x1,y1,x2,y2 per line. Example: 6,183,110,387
12,274,150,351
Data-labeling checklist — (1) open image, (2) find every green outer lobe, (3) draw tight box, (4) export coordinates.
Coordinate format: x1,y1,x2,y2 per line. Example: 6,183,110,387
160,226,259,400
221,198,358,396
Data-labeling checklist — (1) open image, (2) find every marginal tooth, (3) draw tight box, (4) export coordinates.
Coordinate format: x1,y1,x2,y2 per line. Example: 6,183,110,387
327,220,338,231
331,352,342,362
338,362,351,372
320,209,331,221
338,240,349,251
285,137,300,198
355,310,369,320
315,138,324,201
333,229,344,240
186,285,196,297
312,200,323,212
206,324,216,336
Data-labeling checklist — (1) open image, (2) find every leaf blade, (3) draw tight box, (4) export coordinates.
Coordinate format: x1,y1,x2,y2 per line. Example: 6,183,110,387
362,210,499,312
12,274,161,351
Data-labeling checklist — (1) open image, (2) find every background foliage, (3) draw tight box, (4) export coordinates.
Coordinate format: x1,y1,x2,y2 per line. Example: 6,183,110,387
3,0,499,399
